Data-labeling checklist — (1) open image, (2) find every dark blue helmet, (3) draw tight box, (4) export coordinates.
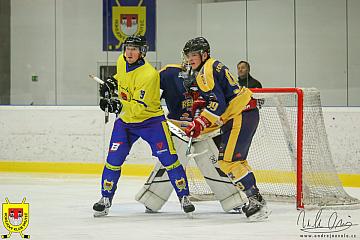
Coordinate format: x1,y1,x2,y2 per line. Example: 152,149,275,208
183,37,210,56
123,35,148,57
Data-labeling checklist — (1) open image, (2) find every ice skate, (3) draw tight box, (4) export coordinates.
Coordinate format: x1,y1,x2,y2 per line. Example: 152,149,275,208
230,203,247,214
180,195,195,218
93,197,112,217
145,206,158,213
244,193,271,221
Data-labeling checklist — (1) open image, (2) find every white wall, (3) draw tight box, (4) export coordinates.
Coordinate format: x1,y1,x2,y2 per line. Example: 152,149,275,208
247,0,295,88
0,106,359,175
11,0,56,105
55,0,107,105
156,0,200,66
295,0,347,106
200,1,247,72
348,0,360,106
9,0,360,106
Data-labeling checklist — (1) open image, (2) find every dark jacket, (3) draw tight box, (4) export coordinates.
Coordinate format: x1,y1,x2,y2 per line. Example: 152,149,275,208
238,74,262,88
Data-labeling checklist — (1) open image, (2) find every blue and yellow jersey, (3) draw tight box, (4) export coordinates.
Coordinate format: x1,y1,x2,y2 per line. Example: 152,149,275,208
113,54,164,123
195,58,253,126
159,64,193,125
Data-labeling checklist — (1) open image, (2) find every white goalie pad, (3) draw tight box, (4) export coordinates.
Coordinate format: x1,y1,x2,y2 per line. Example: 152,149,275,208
134,136,190,212
191,139,247,212
135,121,246,212
134,161,172,212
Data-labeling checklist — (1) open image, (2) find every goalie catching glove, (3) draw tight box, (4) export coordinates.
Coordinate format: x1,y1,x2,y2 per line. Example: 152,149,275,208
99,77,118,98
99,98,122,114
185,115,211,138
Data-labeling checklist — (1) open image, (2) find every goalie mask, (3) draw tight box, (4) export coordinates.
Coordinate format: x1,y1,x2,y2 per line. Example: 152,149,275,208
180,69,197,94
123,35,149,58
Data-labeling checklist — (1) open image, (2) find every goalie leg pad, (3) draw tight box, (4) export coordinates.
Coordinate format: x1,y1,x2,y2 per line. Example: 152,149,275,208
192,140,247,212
219,191,247,212
135,136,191,211
135,162,173,212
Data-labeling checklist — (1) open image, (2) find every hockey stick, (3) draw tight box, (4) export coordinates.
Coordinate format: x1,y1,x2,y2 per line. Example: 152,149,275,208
89,74,109,123
186,108,203,157
166,121,208,158
89,74,104,85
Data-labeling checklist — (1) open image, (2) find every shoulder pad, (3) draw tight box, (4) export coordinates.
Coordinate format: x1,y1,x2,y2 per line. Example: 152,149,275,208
159,64,183,73
196,58,216,92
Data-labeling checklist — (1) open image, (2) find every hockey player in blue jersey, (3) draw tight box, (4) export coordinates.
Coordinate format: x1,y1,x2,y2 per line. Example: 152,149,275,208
92,35,195,217
182,37,271,221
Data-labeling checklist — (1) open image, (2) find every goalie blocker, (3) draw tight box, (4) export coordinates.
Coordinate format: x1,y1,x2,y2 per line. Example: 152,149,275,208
135,122,247,212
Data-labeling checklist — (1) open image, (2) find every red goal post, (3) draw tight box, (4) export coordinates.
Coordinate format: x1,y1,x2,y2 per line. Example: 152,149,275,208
251,88,305,209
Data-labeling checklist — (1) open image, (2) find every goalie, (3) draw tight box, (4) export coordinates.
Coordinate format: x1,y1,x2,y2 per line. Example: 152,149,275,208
135,62,248,214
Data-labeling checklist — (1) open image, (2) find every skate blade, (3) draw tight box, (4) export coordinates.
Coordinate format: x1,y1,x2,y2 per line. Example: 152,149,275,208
248,208,271,222
145,208,158,214
93,209,109,217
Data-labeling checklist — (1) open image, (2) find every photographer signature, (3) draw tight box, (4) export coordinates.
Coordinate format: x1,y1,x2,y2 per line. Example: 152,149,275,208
297,209,358,233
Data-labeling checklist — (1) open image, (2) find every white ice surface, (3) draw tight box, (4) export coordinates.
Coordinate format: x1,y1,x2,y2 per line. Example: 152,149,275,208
0,173,359,240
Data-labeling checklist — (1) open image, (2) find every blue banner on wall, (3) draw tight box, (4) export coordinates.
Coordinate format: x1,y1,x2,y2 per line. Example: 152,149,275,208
103,0,156,51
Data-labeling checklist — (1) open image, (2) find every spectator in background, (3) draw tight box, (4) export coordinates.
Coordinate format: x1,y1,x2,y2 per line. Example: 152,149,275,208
237,61,262,88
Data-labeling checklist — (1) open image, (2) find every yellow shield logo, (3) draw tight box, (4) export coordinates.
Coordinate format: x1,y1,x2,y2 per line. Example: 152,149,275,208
112,5,146,49
2,198,30,239
175,177,187,192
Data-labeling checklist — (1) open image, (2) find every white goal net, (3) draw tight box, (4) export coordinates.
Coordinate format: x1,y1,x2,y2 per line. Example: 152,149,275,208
186,88,360,209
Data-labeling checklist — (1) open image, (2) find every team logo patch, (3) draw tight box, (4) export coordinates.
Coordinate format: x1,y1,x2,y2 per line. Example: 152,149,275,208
156,142,163,150
1,198,30,239
156,142,168,154
120,92,127,100
103,179,114,192
110,142,123,152
175,178,187,192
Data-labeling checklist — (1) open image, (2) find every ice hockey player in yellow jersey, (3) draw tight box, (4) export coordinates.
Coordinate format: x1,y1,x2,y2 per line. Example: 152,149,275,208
92,35,194,217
